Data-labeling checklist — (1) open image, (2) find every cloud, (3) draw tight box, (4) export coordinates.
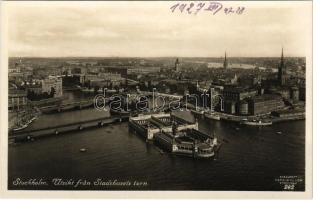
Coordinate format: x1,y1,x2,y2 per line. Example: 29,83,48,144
6,1,311,57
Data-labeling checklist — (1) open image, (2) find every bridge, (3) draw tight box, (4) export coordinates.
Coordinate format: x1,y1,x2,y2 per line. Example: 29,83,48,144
37,98,100,113
9,115,129,142
138,91,183,99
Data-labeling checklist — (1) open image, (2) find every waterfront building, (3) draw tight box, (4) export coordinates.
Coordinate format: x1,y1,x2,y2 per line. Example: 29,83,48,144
222,86,258,115
42,76,63,97
154,128,218,158
271,109,304,118
222,86,258,102
248,94,285,115
129,113,198,140
8,89,27,111
238,100,249,115
25,84,42,95
80,72,125,88
224,101,236,114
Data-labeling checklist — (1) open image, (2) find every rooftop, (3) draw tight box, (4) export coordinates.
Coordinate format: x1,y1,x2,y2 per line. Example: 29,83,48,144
250,94,282,102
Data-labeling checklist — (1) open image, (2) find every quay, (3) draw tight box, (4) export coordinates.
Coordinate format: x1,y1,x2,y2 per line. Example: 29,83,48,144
9,115,129,143
189,108,305,126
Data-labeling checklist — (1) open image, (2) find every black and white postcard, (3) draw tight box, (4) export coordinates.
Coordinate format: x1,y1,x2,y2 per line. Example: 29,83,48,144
0,1,312,199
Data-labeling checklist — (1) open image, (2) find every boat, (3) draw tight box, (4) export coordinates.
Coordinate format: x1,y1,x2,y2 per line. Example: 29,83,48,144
12,116,37,131
13,124,28,131
276,131,282,135
191,109,205,115
204,113,221,121
29,116,37,123
240,119,272,126
80,148,87,152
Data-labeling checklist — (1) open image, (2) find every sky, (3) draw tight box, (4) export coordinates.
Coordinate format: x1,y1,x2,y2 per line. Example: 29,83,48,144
5,1,312,57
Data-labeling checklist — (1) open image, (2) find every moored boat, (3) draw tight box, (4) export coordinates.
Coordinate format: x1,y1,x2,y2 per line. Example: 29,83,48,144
13,124,29,131
204,113,221,121
191,109,205,115
240,119,272,126
12,116,37,131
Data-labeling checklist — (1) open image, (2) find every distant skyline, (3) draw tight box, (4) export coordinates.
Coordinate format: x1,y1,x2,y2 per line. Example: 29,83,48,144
5,1,312,57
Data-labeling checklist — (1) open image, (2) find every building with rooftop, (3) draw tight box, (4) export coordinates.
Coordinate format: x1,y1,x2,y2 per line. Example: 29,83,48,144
129,113,198,140
42,76,63,97
154,128,218,158
9,89,27,111
248,94,285,115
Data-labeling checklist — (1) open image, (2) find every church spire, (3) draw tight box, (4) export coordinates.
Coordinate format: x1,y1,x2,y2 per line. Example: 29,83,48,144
278,47,287,86
175,58,180,72
223,51,228,69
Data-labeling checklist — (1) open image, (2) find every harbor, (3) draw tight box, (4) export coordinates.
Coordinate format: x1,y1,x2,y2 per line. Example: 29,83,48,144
193,108,305,126
8,108,305,190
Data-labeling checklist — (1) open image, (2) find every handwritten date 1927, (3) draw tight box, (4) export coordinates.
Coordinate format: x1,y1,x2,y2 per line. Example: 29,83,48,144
170,2,245,15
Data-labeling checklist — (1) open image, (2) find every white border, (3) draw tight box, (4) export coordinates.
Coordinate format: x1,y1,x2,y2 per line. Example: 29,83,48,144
0,1,312,199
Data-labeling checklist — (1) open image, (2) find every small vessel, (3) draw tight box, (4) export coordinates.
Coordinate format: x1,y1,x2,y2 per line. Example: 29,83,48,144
80,148,87,152
29,116,37,123
13,124,28,131
13,116,37,131
276,131,282,135
191,109,205,115
204,113,221,121
240,119,272,126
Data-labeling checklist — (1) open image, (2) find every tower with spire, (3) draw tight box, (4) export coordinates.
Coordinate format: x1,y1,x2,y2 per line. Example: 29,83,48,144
175,58,180,72
223,52,228,69
278,48,287,86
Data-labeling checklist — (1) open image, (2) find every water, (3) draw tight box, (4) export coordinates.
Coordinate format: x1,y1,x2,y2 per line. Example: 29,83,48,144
8,109,305,191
